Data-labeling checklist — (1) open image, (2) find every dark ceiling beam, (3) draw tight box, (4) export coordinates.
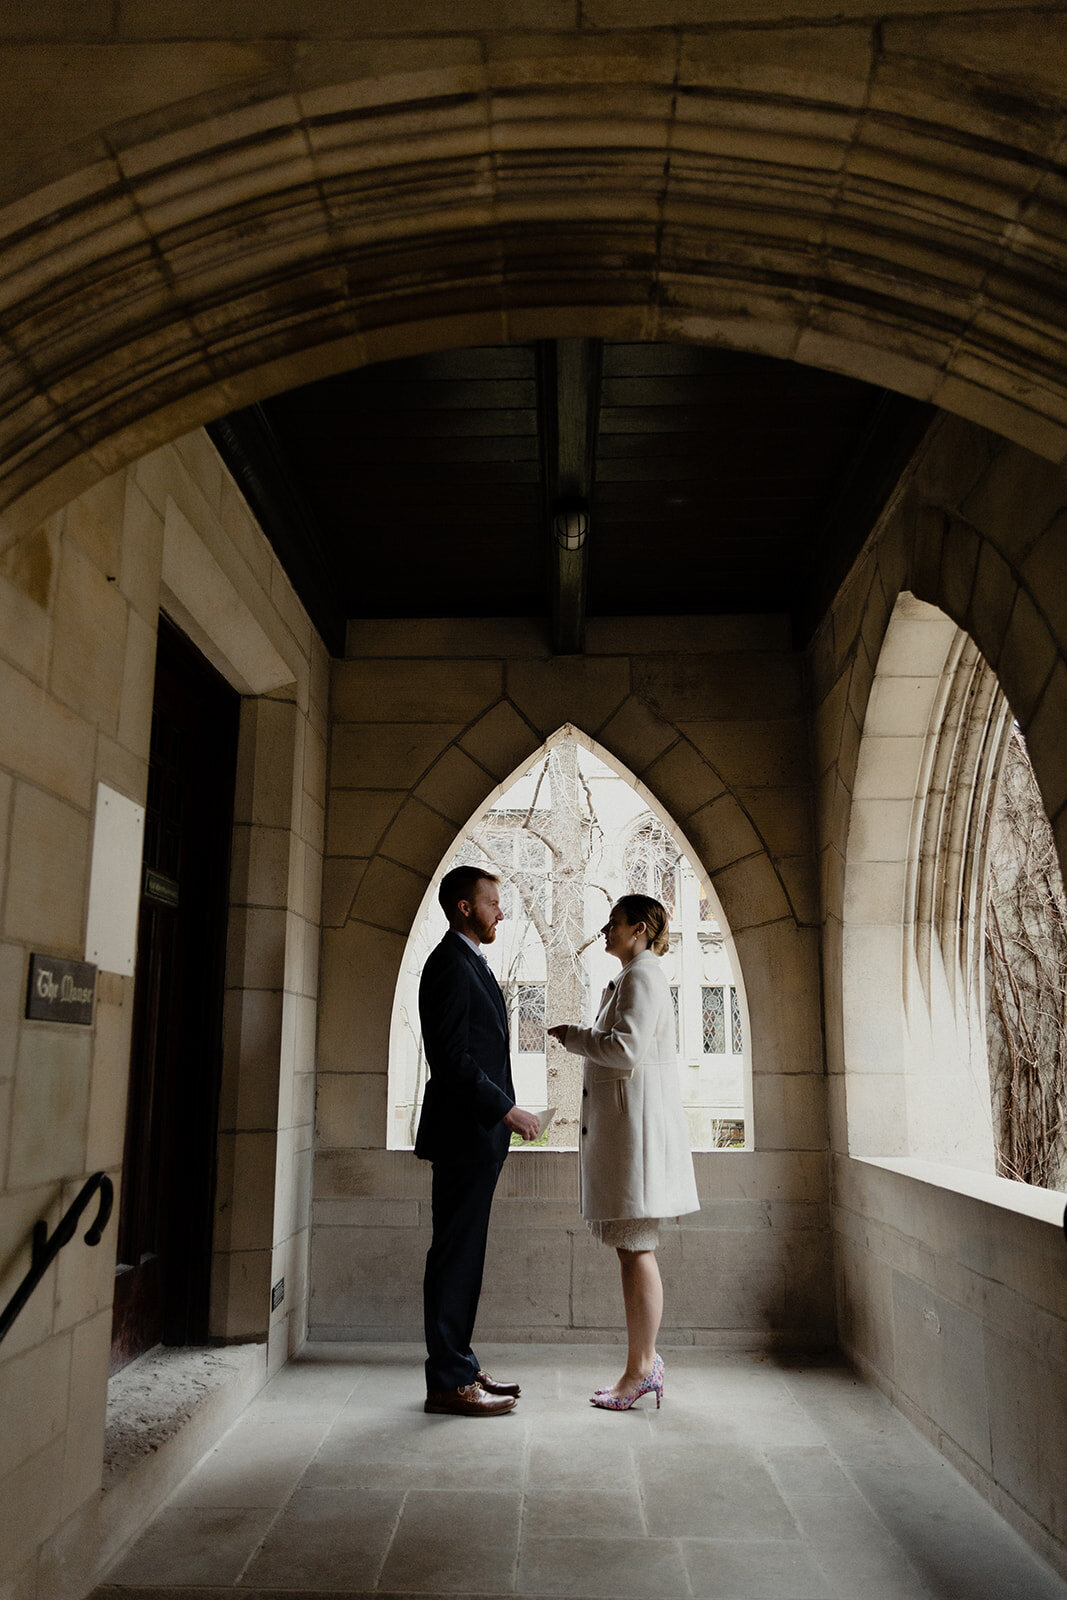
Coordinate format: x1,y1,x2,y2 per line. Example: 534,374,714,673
538,338,602,653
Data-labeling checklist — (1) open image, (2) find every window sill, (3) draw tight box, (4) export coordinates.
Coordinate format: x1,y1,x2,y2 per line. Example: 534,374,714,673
855,1155,1067,1230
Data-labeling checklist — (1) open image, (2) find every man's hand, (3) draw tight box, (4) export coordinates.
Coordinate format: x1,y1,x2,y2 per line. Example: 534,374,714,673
503,1106,541,1141
547,1024,569,1044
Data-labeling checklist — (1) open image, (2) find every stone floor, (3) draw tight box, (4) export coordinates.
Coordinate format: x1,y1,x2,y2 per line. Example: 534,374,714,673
92,1343,1067,1600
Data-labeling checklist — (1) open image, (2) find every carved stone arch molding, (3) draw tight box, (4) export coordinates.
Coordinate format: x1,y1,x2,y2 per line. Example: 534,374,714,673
843,592,1012,1166
4,25,1067,534
904,499,1067,868
318,629,823,1156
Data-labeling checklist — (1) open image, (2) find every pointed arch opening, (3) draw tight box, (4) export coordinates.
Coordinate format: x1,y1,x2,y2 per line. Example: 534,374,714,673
843,592,1067,1197
387,724,752,1151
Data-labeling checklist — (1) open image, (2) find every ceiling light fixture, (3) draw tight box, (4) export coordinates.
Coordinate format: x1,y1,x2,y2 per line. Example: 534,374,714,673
553,505,589,552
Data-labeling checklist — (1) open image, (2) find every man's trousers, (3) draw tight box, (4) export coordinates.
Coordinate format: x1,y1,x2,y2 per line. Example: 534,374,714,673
423,1157,503,1393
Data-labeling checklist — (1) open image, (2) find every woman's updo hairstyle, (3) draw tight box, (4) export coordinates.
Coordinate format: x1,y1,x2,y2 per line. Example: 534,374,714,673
613,894,670,956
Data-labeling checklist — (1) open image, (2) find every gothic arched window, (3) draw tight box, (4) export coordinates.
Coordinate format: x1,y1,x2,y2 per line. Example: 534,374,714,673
387,729,749,1151
623,817,679,915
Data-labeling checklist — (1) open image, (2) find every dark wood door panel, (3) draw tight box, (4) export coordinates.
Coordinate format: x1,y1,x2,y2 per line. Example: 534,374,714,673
110,616,238,1374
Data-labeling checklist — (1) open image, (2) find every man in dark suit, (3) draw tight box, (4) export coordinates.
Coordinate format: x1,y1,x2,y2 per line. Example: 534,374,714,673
416,865,539,1416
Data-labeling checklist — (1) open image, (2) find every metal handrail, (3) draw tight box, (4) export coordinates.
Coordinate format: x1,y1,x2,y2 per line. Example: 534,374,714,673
0,1172,113,1345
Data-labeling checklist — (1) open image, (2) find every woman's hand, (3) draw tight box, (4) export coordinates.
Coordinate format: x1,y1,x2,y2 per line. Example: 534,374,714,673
547,1024,570,1044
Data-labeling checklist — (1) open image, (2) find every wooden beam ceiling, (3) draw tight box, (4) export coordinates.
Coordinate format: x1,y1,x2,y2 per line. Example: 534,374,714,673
210,342,934,656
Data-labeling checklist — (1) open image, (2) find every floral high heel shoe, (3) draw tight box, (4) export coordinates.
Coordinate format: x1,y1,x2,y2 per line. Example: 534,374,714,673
593,1351,661,1396
590,1353,664,1411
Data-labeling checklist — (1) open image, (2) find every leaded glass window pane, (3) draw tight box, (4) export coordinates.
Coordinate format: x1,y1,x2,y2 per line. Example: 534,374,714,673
516,983,545,1053
730,986,743,1053
702,986,725,1053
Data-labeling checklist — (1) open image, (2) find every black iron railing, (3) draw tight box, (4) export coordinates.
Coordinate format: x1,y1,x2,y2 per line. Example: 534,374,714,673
0,1172,113,1345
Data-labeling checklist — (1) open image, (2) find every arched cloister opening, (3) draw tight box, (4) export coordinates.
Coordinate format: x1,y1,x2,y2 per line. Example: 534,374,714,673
387,725,751,1152
842,590,1066,1190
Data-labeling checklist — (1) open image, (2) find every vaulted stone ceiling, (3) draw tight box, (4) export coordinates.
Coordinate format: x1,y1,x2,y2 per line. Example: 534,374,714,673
0,11,1065,547
211,339,932,654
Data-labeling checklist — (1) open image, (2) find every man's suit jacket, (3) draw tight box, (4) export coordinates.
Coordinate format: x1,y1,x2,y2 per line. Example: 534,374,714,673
415,930,515,1167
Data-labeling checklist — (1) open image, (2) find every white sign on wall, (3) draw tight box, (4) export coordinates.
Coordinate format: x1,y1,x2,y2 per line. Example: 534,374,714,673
84,783,146,976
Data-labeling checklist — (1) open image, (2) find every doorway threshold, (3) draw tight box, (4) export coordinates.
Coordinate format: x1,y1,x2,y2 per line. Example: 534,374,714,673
105,1344,267,1490
48,1345,269,1600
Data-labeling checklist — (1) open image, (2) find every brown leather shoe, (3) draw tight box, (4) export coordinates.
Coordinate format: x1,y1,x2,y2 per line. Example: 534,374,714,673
424,1382,516,1417
477,1369,521,1397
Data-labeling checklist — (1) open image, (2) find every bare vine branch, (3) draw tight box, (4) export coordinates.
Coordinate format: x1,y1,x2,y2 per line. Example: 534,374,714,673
984,729,1067,1190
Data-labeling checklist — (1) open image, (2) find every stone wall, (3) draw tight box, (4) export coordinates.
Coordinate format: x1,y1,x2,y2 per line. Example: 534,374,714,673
811,411,1067,1574
313,615,832,1346
0,432,326,1598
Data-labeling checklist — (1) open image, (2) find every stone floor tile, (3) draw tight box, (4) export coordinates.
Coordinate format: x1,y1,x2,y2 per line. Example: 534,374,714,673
639,1440,800,1540
659,1351,793,1392
847,1457,1067,1600
92,1590,240,1599
509,1347,628,1405
763,1444,855,1497
237,1485,403,1590
95,1592,514,1599
525,1411,641,1493
377,1487,521,1592
243,1348,366,1414
788,1492,937,1599
681,1536,836,1599
660,1395,826,1449
523,1487,647,1539
303,1406,527,1491
516,1534,690,1597
778,1366,921,1458
103,1506,275,1587
169,1420,330,1508
339,1358,429,1410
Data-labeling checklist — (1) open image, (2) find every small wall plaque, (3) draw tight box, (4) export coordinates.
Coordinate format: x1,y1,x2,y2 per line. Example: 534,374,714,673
26,954,97,1025
144,868,180,907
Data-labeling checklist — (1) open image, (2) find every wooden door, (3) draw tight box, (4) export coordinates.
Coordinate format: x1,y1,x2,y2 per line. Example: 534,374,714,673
110,616,239,1373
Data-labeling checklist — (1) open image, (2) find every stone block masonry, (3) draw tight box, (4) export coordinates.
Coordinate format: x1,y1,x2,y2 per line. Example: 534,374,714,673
315,614,832,1348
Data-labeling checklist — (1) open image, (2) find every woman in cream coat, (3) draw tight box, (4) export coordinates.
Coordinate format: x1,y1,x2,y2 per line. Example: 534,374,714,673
548,893,699,1410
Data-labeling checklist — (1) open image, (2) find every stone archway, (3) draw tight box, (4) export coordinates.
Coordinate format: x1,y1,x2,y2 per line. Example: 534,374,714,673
3,19,1067,537
841,590,1011,1165
383,722,753,1151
